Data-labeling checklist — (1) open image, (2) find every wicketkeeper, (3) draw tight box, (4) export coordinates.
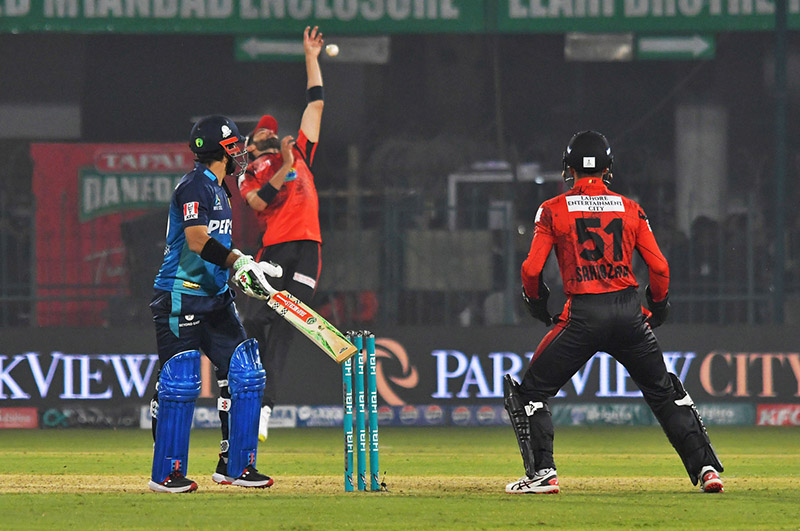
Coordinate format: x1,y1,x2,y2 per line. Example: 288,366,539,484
505,131,724,495
148,114,283,493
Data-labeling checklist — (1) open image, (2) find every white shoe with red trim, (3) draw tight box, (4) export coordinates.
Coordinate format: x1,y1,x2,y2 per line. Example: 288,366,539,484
700,466,724,493
505,468,560,494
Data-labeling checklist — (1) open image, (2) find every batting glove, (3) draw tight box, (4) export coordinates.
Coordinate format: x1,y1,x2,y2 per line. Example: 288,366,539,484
232,255,275,300
258,260,283,279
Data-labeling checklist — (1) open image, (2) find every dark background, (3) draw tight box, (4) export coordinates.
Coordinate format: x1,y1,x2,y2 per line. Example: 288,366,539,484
2,31,797,219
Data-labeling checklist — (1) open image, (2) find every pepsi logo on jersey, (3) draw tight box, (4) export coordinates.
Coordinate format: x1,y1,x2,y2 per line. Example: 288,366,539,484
207,219,232,234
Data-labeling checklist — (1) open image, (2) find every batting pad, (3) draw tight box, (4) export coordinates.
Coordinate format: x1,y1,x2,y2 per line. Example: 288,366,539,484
151,350,202,483
227,339,267,479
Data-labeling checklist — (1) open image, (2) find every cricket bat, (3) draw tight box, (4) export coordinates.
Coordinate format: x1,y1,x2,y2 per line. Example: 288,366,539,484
266,290,357,363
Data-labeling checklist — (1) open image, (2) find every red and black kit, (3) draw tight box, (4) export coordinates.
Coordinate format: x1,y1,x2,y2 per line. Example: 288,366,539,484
516,177,722,483
237,129,322,410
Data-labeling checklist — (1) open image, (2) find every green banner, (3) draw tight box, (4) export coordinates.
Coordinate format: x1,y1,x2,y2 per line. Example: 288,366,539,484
0,0,485,34
496,0,800,32
551,403,656,426
697,403,756,425
2,0,799,34
80,171,182,221
551,402,756,426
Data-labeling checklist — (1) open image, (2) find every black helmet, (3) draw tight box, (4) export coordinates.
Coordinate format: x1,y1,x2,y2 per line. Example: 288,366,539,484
189,115,248,176
562,131,614,183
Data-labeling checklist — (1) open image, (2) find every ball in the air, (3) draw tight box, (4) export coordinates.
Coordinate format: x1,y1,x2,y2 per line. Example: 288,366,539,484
325,44,339,57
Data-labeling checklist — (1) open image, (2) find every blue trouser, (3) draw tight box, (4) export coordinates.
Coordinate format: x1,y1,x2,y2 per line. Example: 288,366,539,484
150,287,247,448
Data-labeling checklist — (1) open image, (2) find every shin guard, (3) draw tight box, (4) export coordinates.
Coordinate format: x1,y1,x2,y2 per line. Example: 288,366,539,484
649,373,724,484
668,373,724,483
503,375,539,478
227,338,267,479
151,350,202,483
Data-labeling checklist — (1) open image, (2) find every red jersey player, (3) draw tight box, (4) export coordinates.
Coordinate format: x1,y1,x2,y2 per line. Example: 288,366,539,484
503,131,724,495
236,26,325,443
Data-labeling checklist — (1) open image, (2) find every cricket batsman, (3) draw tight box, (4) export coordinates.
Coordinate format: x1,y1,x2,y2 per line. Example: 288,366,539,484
148,115,282,493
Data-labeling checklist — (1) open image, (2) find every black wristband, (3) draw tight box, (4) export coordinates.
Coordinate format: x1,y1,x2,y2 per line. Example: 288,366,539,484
307,85,324,103
256,183,279,204
200,237,231,267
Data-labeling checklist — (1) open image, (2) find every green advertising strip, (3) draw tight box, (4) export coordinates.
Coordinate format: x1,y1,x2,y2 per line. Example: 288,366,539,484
552,402,756,426
2,0,799,34
496,0,800,33
696,402,756,426
0,0,485,34
551,403,656,426
80,171,182,221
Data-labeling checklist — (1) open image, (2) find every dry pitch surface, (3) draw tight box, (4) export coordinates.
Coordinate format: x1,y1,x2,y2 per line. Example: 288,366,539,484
0,474,786,495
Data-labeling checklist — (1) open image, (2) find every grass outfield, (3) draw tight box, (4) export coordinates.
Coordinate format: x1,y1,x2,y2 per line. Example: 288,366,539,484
1,426,798,529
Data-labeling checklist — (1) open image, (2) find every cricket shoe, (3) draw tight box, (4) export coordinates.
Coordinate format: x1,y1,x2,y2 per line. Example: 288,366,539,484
505,469,560,494
213,456,274,488
258,405,272,442
699,466,724,493
148,471,198,493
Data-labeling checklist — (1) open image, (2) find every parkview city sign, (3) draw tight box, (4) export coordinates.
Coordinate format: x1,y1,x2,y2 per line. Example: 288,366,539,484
2,347,798,404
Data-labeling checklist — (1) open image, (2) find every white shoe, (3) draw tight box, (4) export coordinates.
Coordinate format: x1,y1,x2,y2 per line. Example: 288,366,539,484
505,468,559,494
258,405,272,442
699,466,724,493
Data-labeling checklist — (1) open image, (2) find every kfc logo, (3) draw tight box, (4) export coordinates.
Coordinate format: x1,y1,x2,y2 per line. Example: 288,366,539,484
183,201,199,221
757,404,800,426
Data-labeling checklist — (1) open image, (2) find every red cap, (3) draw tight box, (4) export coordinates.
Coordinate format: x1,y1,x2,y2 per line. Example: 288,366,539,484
255,115,278,133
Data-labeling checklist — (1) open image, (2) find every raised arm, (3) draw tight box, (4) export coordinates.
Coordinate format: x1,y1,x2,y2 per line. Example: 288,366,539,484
300,26,324,143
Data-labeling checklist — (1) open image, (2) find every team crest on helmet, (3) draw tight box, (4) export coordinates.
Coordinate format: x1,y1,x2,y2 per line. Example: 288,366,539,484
221,125,232,138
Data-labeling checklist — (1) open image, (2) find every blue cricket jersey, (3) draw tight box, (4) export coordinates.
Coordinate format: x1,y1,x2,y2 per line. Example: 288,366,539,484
154,163,233,297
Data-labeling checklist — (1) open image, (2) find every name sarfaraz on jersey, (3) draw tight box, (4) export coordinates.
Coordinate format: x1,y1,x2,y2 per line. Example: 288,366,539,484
208,219,232,234
576,263,632,282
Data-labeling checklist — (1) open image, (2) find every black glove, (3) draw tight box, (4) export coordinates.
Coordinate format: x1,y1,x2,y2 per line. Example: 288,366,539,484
522,283,552,326
646,285,670,329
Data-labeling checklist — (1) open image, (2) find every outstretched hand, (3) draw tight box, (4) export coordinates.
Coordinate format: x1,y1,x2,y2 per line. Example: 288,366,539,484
304,26,323,58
